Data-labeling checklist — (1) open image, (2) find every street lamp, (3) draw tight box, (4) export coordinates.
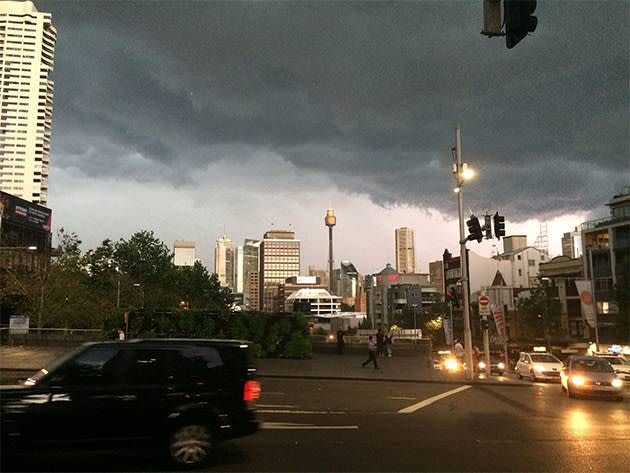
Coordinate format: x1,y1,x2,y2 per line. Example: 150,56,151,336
452,125,475,381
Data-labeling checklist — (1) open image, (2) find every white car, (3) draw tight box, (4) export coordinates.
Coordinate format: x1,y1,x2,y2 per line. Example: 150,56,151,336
516,352,563,382
594,354,630,381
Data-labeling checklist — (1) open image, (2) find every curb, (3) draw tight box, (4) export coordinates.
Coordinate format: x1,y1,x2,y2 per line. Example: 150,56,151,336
0,368,532,388
258,373,533,388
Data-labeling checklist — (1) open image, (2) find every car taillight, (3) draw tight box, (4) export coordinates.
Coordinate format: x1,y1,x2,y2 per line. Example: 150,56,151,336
243,380,261,403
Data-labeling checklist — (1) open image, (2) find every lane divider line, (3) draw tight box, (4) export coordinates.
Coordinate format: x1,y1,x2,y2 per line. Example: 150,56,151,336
257,409,347,415
256,404,298,408
263,422,358,430
398,385,472,414
388,396,417,400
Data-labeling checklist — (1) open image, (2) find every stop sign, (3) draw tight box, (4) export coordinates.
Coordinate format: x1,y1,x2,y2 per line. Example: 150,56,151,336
479,295,490,306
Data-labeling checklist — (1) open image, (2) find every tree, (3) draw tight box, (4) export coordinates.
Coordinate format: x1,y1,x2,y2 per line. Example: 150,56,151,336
516,278,562,343
175,261,232,311
114,231,177,309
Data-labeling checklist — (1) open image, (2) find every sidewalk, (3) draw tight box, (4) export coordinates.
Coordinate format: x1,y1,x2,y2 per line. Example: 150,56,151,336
0,345,530,387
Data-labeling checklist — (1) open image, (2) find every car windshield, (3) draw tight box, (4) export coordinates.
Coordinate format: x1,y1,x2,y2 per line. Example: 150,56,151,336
572,359,613,373
530,354,559,363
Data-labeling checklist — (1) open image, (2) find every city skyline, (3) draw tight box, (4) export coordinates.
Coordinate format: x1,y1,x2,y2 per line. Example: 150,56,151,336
12,0,627,276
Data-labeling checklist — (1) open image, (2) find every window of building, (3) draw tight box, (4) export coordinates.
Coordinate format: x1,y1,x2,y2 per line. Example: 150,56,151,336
528,259,535,266
518,269,522,277
517,255,522,261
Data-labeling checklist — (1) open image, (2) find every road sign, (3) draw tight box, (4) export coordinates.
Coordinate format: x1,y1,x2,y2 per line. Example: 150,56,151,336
479,295,490,316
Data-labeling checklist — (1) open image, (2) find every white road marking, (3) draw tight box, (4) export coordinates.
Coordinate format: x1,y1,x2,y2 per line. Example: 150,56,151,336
388,396,416,400
257,409,347,414
398,385,472,414
263,422,358,430
257,404,297,408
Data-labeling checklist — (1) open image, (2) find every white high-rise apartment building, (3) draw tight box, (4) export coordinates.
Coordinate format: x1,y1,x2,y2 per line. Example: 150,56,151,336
214,236,235,289
0,1,56,206
173,240,196,267
395,227,416,274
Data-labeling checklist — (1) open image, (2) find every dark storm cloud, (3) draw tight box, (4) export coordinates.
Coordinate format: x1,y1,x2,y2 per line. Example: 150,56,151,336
41,0,629,219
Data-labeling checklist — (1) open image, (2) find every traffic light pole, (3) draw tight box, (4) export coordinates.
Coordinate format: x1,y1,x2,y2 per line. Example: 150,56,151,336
455,126,474,381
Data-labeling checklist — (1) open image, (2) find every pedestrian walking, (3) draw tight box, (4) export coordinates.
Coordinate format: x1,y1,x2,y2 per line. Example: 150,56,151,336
385,330,393,357
117,328,126,341
376,328,384,357
362,335,379,369
453,339,464,363
472,346,481,375
336,329,345,355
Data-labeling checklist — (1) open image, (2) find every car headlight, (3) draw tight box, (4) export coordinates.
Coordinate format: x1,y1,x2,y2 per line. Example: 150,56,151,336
497,362,505,370
571,375,585,386
444,358,459,371
478,361,486,370
535,365,546,373
612,378,623,389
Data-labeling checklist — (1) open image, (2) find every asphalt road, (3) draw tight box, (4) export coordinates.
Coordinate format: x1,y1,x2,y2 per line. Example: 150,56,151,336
7,377,630,472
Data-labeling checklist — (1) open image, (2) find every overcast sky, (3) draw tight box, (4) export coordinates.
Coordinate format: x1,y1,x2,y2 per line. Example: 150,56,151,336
40,0,629,275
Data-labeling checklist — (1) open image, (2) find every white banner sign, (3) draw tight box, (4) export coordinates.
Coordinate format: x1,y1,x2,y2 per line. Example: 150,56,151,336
491,303,506,338
443,318,453,346
9,315,29,335
575,280,596,328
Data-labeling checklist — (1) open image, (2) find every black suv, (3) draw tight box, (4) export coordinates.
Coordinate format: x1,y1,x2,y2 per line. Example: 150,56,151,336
1,339,260,467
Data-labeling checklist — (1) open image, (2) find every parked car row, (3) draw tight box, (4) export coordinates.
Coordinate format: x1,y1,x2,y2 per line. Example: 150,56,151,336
514,350,626,401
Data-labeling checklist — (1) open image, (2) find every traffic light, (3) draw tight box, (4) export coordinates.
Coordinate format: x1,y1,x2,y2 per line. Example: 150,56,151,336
493,212,506,240
504,0,537,49
466,215,483,243
447,286,459,307
480,318,489,331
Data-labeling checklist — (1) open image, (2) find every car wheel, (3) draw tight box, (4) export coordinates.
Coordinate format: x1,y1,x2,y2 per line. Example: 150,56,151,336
169,424,212,467
517,371,522,380
566,385,575,399
531,370,537,382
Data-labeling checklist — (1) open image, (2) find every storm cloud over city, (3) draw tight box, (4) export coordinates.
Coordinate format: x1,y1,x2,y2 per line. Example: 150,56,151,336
41,0,629,270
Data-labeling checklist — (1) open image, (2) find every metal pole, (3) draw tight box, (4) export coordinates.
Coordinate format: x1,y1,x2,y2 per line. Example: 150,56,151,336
456,125,474,381
116,275,121,310
483,315,491,376
328,226,334,293
449,301,454,349
588,248,600,350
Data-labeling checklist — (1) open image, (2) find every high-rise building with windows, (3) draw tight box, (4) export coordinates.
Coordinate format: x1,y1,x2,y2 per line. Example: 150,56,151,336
214,236,235,290
173,240,196,267
395,227,416,273
0,1,56,206
234,238,260,303
260,229,300,312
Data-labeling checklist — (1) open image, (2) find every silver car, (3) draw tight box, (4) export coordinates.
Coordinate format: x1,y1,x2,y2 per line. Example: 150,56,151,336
561,356,624,401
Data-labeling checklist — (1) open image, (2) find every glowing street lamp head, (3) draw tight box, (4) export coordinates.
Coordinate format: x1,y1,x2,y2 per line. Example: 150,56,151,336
461,163,475,181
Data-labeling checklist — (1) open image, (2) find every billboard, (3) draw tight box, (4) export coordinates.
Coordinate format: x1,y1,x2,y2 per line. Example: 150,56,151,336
0,191,52,232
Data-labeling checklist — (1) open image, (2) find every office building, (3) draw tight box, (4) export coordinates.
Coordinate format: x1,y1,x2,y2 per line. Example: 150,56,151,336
395,227,416,273
234,239,260,306
173,240,195,267
286,288,341,316
214,236,235,290
247,272,260,311
429,260,444,296
260,229,300,312
332,260,359,307
364,264,436,328
308,265,329,289
0,1,57,206
579,188,630,341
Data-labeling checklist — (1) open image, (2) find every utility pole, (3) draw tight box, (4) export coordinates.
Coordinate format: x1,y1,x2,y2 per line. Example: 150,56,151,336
454,126,474,381
588,248,600,350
